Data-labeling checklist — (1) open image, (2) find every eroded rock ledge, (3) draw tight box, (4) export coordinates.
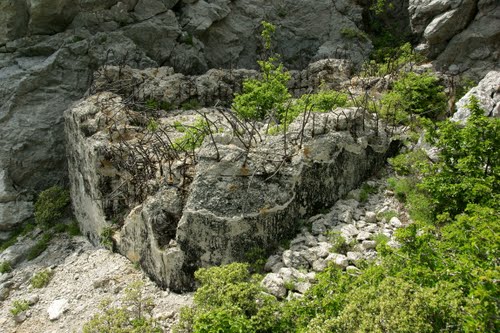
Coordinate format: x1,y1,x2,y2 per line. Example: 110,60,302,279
65,62,399,291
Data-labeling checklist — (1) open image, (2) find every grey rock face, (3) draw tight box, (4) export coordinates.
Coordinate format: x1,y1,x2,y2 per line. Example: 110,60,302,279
409,0,500,78
453,70,500,121
0,1,371,232
65,67,396,290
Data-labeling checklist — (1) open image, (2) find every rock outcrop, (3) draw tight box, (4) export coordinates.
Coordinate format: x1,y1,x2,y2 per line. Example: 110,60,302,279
0,0,372,233
409,0,500,78
453,70,500,121
65,64,399,291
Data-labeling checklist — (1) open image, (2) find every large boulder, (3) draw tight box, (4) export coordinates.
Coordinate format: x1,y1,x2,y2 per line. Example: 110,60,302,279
453,70,500,121
65,66,398,290
0,0,372,234
409,0,500,78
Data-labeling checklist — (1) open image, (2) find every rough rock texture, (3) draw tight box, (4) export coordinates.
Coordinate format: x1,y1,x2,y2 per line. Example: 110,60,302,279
453,70,500,121
0,0,372,234
259,174,407,298
65,69,399,290
409,0,500,78
0,233,192,333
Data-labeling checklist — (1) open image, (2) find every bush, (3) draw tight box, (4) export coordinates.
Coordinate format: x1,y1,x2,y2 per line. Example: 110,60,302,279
381,71,447,124
359,183,377,202
10,299,30,316
100,227,114,251
0,260,12,273
172,117,215,152
421,96,500,217
34,186,70,227
326,231,351,254
31,269,54,288
232,22,291,121
313,278,462,333
175,263,282,333
83,281,160,333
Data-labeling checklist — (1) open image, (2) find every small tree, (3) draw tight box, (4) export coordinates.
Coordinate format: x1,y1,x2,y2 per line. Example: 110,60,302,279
34,186,70,227
232,22,291,121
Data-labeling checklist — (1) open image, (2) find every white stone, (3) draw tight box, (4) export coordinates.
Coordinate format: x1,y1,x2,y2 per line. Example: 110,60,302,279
326,253,348,269
365,211,377,223
356,231,372,241
361,240,377,250
47,299,69,321
347,251,363,263
261,273,286,298
312,259,327,272
389,217,402,228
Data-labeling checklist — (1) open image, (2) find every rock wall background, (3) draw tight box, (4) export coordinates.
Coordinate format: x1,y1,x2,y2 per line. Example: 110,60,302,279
0,0,371,233
1,0,499,235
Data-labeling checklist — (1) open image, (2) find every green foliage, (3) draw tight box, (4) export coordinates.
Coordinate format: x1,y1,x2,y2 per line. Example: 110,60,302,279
53,220,81,236
175,263,282,333
178,96,499,333
83,281,161,333
10,300,30,316
232,21,291,121
172,117,214,151
377,209,398,221
260,21,276,50
0,223,36,253
0,260,12,273
362,43,424,77
326,231,351,254
244,247,267,273
381,71,447,123
359,183,377,202
31,269,54,288
181,99,201,111
311,278,462,333
100,227,114,251
34,186,70,227
232,57,291,121
340,27,369,42
146,98,173,111
27,233,52,260
421,97,500,217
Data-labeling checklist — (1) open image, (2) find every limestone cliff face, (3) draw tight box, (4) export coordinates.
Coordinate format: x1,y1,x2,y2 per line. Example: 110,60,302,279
409,0,500,77
0,0,370,233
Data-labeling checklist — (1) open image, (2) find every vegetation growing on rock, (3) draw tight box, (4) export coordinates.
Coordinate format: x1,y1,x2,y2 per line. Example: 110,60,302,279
175,99,499,332
34,186,70,227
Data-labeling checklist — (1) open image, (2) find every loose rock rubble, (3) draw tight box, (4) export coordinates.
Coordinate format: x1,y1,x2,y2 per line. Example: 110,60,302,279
0,234,192,333
261,173,407,298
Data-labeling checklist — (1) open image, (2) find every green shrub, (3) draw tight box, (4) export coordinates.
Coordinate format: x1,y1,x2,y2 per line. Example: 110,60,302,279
327,231,351,254
181,99,201,111
245,246,267,273
316,278,462,333
232,22,291,121
10,299,30,316
31,269,54,288
172,117,215,152
34,186,70,227
175,263,282,333
146,98,173,111
0,260,12,273
381,71,447,124
362,43,424,77
100,227,114,251
83,281,160,333
421,96,500,217
340,27,369,42
359,183,377,202
27,233,52,260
